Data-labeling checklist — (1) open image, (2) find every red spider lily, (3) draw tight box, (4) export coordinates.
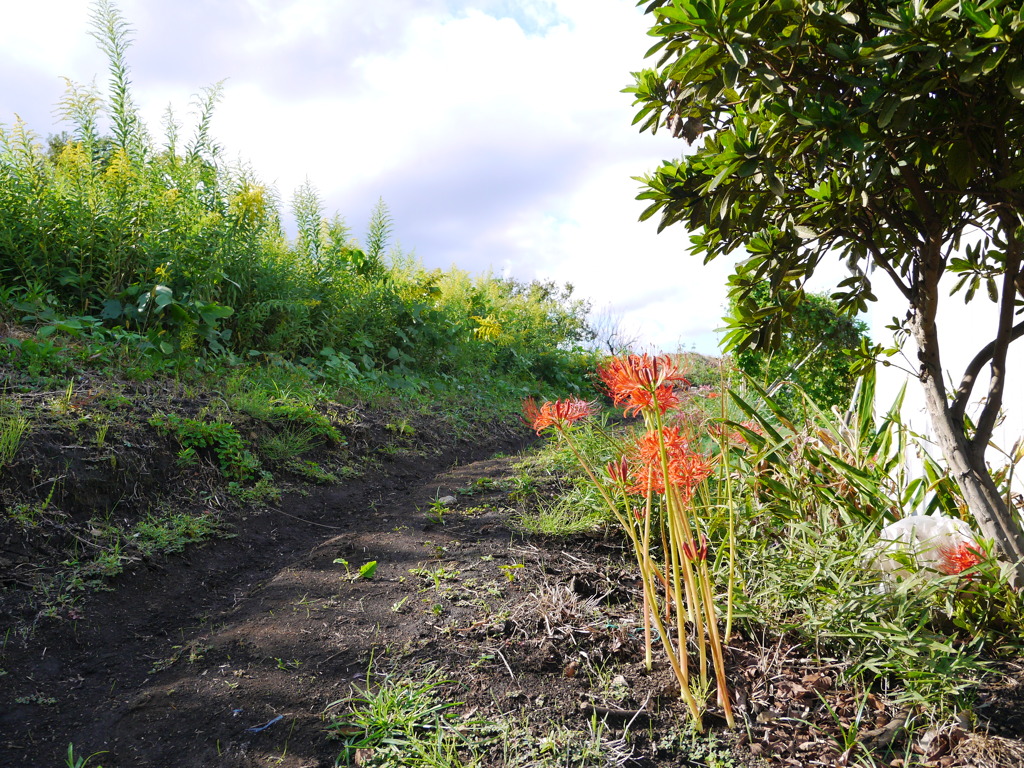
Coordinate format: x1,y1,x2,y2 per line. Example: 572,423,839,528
522,397,596,435
627,427,714,497
936,541,985,575
607,457,629,484
682,535,709,562
621,384,680,417
598,354,690,416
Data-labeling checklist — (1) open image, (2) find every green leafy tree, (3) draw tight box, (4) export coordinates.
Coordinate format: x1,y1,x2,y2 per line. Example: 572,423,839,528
731,286,869,412
627,0,1024,577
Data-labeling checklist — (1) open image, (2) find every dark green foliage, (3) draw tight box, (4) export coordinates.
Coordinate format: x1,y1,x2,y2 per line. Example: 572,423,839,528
231,389,341,444
731,286,869,412
728,368,965,527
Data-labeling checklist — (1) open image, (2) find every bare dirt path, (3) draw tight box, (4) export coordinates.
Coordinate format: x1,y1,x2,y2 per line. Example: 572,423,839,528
0,438,537,768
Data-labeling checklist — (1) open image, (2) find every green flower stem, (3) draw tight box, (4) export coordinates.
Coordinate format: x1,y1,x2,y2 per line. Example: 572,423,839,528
557,425,704,727
698,557,735,727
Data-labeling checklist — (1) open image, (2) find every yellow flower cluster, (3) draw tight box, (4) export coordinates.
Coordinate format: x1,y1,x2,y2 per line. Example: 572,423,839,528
470,315,502,343
228,183,269,230
104,149,133,184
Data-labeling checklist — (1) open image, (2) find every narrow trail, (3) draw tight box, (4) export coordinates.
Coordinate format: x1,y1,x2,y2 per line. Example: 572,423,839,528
0,441,531,768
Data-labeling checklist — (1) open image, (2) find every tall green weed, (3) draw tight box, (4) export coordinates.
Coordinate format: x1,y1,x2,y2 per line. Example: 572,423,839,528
0,0,594,397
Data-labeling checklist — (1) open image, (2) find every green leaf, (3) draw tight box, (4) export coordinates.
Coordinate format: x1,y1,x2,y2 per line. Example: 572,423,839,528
877,98,899,128
982,48,1006,74
1006,65,1024,100
926,0,959,18
101,299,124,320
946,136,975,188
153,286,175,309
706,160,740,192
198,303,233,325
726,43,748,67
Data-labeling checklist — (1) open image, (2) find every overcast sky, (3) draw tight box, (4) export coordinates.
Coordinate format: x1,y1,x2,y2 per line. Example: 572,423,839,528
2,0,1021,461
1,0,742,355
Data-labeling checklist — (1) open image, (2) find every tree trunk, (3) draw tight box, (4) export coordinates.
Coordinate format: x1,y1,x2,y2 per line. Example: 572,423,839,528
909,254,1024,585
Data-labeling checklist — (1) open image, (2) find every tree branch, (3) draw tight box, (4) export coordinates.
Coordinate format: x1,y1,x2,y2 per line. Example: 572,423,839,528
951,319,1024,424
970,213,1023,450
884,145,941,236
866,238,912,300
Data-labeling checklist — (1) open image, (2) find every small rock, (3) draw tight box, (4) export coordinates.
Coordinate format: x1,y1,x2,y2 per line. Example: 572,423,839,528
436,495,457,506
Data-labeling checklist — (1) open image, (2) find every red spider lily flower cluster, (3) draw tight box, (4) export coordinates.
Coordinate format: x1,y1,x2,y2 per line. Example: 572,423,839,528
937,541,985,575
598,354,691,417
534,351,735,730
627,426,714,498
522,397,597,435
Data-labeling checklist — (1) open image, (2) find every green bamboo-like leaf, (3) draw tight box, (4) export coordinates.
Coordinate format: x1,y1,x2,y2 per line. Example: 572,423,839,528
728,387,786,441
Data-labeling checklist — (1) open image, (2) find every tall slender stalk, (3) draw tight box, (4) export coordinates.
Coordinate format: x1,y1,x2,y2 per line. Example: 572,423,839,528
525,353,738,732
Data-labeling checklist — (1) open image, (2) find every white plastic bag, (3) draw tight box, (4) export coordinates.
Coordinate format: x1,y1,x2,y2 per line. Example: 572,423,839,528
866,513,982,584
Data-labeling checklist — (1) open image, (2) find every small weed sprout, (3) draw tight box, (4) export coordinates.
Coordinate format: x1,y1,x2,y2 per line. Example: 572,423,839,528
425,493,453,525
65,743,108,768
409,565,461,590
334,558,377,581
325,671,471,765
54,380,75,414
0,411,29,469
93,417,109,448
391,596,411,613
499,563,524,582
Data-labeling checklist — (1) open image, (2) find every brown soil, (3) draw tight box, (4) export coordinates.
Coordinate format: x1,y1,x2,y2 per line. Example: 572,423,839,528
2,375,1024,767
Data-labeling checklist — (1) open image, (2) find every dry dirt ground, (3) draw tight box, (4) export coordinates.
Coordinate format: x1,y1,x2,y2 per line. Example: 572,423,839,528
2,390,1024,767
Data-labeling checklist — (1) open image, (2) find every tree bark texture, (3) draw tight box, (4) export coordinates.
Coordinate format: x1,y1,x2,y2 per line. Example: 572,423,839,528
909,240,1024,585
